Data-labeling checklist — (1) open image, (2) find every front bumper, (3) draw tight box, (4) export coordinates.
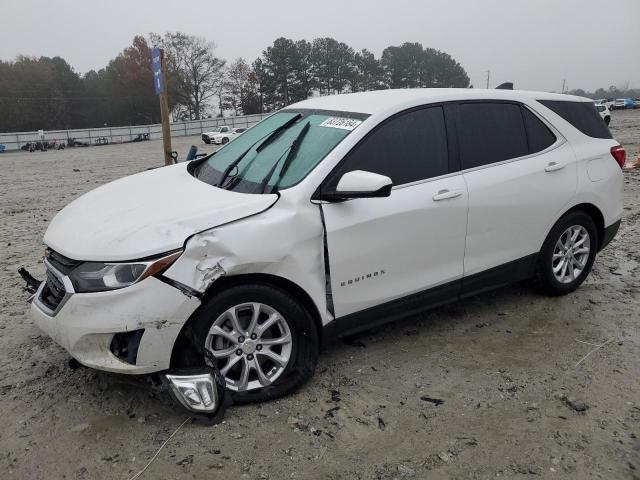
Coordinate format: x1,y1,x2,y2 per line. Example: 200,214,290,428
31,276,200,374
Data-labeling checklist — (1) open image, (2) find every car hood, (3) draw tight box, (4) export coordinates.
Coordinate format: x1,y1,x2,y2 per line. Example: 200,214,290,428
44,163,278,261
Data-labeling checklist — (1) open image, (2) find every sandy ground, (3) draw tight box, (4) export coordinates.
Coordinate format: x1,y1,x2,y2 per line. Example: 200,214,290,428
1,110,639,480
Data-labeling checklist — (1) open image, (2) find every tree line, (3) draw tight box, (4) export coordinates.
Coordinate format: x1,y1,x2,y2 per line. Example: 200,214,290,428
0,33,471,132
567,85,640,101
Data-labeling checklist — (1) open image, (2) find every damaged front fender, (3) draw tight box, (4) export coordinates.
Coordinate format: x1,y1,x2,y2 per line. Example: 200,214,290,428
163,195,329,325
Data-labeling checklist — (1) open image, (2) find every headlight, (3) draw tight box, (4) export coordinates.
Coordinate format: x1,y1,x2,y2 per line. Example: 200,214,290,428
68,251,182,293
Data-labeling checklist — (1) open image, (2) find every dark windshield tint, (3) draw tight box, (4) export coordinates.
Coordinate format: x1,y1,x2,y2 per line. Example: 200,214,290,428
538,100,612,139
193,110,368,193
459,102,529,169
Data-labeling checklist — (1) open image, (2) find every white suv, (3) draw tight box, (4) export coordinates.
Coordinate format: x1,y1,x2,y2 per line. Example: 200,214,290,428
595,103,611,125
31,89,624,402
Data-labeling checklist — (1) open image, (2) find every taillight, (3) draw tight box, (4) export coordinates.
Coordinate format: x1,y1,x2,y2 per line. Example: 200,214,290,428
610,145,626,169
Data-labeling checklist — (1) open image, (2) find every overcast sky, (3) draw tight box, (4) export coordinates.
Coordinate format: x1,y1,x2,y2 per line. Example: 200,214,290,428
2,0,639,92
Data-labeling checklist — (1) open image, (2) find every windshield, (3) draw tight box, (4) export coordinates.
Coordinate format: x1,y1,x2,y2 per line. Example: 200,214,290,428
193,109,368,193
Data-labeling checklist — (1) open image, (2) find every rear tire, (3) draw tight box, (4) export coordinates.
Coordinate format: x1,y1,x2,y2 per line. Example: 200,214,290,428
221,137,229,145
536,211,598,296
187,284,319,404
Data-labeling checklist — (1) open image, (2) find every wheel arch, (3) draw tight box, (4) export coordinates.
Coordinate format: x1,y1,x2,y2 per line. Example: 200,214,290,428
553,202,605,250
170,273,324,367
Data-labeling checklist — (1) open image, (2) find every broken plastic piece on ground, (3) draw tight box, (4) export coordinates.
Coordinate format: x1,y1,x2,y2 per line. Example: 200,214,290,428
161,366,232,425
18,267,42,294
420,396,445,406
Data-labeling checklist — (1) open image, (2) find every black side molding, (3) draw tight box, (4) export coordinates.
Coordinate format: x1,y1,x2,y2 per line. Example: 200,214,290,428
322,253,538,344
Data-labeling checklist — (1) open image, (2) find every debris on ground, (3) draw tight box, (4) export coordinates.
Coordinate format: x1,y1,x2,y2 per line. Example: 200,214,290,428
420,396,444,406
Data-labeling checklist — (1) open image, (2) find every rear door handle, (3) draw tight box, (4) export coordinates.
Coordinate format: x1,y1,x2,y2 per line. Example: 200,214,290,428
432,189,462,201
544,161,565,172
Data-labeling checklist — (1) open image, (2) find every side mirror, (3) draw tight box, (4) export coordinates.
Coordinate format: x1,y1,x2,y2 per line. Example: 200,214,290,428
322,170,392,201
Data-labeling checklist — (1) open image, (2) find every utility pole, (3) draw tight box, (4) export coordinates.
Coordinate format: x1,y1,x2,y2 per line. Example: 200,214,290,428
152,47,173,166
561,79,566,94
486,70,490,89
159,50,172,166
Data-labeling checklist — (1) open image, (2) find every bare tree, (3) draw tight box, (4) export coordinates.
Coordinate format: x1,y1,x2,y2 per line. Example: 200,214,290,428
224,58,251,115
149,32,226,120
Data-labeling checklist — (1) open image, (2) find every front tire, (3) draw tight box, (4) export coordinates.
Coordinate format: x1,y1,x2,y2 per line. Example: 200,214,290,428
221,137,229,145
537,211,598,296
188,284,319,404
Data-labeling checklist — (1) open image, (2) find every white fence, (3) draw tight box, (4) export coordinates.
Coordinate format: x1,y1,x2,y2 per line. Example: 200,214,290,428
0,113,270,151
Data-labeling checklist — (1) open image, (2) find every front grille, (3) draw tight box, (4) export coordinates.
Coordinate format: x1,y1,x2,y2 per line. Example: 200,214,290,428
40,269,67,311
46,248,81,275
38,248,79,312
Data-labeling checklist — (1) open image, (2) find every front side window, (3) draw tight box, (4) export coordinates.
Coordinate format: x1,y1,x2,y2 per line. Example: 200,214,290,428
458,102,529,169
193,109,368,194
325,106,449,189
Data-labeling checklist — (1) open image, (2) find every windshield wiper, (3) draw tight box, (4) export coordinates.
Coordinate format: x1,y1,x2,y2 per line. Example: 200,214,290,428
258,121,311,194
216,113,302,189
256,113,302,153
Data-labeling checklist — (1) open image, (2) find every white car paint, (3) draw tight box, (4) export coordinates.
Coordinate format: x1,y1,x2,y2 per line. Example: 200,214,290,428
44,163,277,261
32,277,199,373
322,173,468,317
335,170,391,192
31,88,624,376
462,132,578,276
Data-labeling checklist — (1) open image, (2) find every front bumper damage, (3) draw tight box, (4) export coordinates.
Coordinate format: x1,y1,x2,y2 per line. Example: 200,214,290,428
23,267,231,421
30,275,200,374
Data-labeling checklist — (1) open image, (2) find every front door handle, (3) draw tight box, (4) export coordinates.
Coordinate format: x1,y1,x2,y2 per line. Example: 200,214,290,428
544,161,565,172
432,189,462,201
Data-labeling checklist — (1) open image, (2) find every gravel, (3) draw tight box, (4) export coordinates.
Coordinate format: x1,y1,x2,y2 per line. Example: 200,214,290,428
0,111,639,479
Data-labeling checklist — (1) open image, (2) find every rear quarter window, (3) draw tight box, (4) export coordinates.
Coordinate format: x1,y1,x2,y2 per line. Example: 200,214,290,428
522,108,557,154
538,100,612,139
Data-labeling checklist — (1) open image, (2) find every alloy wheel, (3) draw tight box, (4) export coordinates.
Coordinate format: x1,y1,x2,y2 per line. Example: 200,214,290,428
205,302,292,392
552,225,591,284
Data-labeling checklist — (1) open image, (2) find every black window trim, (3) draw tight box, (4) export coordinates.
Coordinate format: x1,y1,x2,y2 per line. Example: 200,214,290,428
313,102,458,200
452,99,565,174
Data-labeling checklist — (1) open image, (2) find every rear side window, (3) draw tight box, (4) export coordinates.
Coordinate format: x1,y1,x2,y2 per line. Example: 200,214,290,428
538,100,612,139
458,102,528,169
522,108,557,153
327,106,449,187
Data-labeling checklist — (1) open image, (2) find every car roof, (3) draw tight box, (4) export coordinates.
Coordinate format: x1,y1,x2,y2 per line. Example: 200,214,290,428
288,88,592,115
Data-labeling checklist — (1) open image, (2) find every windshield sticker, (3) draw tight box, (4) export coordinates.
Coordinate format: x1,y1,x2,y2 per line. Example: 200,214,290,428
319,117,362,131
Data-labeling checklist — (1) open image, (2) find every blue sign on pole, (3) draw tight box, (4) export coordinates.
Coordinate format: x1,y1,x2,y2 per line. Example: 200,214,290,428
151,47,164,95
